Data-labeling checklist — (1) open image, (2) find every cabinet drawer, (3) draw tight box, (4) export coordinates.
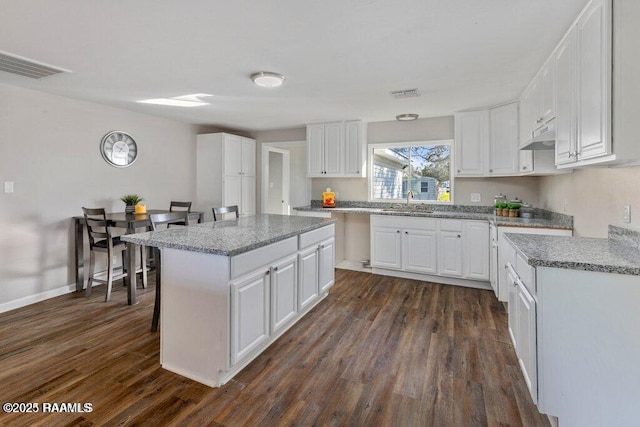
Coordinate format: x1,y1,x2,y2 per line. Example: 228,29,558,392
299,224,335,249
516,252,536,294
371,215,436,230
231,237,297,279
439,219,463,232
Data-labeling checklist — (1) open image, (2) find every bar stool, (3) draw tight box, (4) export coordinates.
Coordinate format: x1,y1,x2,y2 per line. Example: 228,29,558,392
212,205,239,221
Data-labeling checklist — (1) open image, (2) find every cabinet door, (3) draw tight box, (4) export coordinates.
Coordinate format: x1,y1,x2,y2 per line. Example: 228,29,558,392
307,124,324,177
507,268,518,348
241,138,256,176
540,58,555,125
555,27,577,165
370,226,402,269
344,121,365,176
463,221,489,280
271,255,298,333
241,176,256,216
576,0,611,161
488,103,519,176
324,122,343,175
402,229,437,274
224,175,242,212
231,270,270,364
224,134,243,176
438,231,463,277
454,110,488,176
318,238,335,293
298,246,319,311
516,281,538,403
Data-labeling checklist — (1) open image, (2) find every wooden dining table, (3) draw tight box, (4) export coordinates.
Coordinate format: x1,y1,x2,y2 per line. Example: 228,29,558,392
73,209,204,305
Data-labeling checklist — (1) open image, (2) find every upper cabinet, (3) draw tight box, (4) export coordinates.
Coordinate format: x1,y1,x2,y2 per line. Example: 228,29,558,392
522,0,640,168
307,120,366,178
521,57,556,140
454,103,519,177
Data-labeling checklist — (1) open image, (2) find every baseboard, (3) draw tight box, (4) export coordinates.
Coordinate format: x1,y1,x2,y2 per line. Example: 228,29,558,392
371,267,492,290
0,283,77,314
336,259,372,273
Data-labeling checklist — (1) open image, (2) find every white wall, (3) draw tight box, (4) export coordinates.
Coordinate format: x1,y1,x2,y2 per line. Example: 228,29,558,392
540,166,640,237
0,82,198,310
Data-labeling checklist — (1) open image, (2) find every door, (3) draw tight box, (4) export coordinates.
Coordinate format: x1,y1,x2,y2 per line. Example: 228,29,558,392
231,270,270,364
489,226,498,295
516,281,537,403
224,134,243,176
224,175,242,211
454,110,487,176
241,137,256,176
402,229,437,274
241,176,256,216
507,265,518,348
307,124,324,177
344,120,364,176
463,221,489,280
489,103,519,176
555,27,577,165
270,255,298,333
540,58,555,124
370,227,402,269
438,231,463,277
318,238,335,293
298,246,319,311
324,122,343,175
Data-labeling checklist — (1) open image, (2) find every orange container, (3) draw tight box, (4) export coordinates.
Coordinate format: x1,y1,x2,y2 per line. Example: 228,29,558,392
322,188,335,208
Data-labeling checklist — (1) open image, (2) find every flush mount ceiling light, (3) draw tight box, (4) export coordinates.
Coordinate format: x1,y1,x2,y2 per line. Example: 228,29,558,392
396,113,419,121
137,93,213,107
251,71,285,88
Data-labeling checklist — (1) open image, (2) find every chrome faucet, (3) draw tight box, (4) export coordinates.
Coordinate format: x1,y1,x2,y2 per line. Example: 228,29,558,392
406,190,414,205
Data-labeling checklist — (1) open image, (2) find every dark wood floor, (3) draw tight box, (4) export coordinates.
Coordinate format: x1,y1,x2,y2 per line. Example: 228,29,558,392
0,269,549,426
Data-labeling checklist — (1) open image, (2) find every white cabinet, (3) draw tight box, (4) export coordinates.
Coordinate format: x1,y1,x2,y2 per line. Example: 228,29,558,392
270,254,298,334
344,120,366,177
463,221,489,280
298,246,319,311
196,133,256,220
318,237,335,293
454,110,488,176
489,103,520,176
402,229,437,274
370,216,437,274
455,103,520,177
437,230,463,277
554,27,577,166
307,120,366,177
230,269,270,365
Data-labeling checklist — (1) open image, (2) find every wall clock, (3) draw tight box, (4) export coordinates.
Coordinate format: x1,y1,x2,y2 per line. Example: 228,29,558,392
100,131,138,167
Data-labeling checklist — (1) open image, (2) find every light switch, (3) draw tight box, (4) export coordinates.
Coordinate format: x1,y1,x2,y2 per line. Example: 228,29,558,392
623,205,631,223
4,181,14,193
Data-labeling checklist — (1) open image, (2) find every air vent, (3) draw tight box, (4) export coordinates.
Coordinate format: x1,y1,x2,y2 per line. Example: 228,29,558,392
390,88,421,99
0,50,70,79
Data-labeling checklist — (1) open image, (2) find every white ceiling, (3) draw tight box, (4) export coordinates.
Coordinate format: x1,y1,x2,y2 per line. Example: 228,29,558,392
0,0,590,131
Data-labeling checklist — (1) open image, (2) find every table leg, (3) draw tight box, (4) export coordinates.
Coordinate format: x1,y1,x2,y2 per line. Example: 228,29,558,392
74,218,85,292
127,240,137,305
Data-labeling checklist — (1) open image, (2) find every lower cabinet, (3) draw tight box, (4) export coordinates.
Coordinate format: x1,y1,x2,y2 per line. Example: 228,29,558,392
231,269,270,365
371,215,489,284
270,254,298,334
318,237,335,293
298,246,319,311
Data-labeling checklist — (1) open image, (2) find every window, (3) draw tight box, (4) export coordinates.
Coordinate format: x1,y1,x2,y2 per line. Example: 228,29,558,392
369,141,452,203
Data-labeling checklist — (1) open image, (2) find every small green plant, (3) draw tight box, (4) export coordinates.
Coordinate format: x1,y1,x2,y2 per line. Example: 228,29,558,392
507,202,521,210
120,194,144,206
496,202,508,209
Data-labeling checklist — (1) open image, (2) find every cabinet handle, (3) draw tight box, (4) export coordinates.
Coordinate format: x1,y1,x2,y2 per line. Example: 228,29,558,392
274,266,279,271
457,169,461,173
265,270,270,275
522,166,527,170
457,234,461,238
489,169,493,173
396,230,400,233
319,244,325,249
404,231,408,234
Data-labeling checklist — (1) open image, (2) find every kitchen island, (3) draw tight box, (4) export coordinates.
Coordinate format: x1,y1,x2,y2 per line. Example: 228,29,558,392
122,214,336,387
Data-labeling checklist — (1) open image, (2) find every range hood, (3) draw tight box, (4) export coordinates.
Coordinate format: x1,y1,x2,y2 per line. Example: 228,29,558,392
521,119,556,150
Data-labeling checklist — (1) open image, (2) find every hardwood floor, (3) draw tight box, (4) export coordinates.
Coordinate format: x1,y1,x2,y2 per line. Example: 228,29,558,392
0,269,549,426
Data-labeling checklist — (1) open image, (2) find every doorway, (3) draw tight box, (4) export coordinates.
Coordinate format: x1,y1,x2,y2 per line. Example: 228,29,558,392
262,141,310,215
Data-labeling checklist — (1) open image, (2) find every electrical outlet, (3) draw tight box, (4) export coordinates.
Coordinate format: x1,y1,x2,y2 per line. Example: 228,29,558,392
470,193,481,203
4,181,14,193
623,205,631,223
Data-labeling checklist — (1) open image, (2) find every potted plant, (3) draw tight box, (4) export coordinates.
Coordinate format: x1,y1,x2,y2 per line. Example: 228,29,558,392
507,202,521,217
120,194,144,214
495,202,508,216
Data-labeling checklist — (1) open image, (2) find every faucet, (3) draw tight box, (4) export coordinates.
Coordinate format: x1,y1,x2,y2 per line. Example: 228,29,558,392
406,190,414,205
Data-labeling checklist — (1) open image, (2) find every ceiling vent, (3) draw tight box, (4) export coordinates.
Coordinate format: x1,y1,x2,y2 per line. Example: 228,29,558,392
0,50,70,79
389,88,421,99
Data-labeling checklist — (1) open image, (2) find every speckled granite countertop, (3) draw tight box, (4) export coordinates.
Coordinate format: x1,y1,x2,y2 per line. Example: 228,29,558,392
504,226,640,275
121,214,336,256
294,201,573,230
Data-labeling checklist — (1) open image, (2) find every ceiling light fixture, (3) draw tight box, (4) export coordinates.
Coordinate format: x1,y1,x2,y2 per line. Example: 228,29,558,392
396,113,419,121
136,93,213,107
251,71,285,88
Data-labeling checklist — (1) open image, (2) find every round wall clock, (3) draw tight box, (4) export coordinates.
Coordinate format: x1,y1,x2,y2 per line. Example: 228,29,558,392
100,131,138,167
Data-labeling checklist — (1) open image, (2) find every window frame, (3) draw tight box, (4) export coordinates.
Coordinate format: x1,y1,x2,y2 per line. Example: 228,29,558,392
367,140,454,204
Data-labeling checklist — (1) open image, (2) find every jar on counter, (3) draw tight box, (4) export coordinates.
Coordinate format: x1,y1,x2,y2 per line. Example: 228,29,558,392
520,202,534,219
494,193,507,216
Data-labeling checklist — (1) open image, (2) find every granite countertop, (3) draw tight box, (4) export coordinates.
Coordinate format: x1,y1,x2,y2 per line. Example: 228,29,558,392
294,202,573,230
121,214,336,256
504,226,640,276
